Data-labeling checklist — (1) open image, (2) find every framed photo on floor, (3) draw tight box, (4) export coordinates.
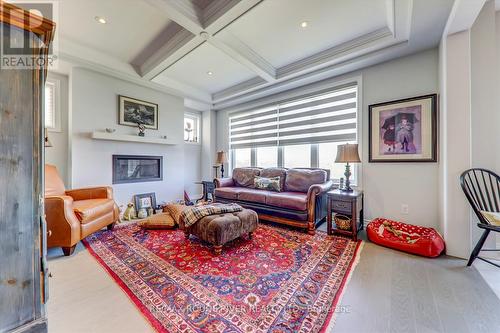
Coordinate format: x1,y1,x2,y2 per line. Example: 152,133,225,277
369,94,438,163
118,95,158,130
134,192,157,211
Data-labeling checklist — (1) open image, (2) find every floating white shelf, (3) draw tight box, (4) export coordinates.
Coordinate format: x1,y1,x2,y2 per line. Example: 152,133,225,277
91,131,178,145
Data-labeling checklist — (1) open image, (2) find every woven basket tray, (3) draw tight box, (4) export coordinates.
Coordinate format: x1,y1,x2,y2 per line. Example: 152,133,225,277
334,214,352,230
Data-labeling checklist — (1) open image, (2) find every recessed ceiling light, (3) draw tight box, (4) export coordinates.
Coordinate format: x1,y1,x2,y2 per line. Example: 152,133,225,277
300,21,308,28
207,71,213,76
95,16,107,24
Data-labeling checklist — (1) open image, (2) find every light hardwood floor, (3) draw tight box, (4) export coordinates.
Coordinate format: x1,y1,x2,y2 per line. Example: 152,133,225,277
47,227,500,333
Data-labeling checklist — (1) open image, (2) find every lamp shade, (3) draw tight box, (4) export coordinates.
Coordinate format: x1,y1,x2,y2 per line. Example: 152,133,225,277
216,151,228,165
335,143,360,163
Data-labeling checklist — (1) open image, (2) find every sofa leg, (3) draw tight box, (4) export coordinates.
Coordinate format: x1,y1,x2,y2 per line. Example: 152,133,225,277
248,232,253,240
62,245,76,256
184,230,190,239
213,245,223,255
307,221,315,235
107,222,116,231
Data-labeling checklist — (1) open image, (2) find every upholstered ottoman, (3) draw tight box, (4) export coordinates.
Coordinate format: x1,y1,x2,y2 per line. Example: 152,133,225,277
184,209,258,255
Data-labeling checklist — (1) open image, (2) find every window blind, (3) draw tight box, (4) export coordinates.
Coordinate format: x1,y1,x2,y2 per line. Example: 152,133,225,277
230,84,357,149
45,81,55,129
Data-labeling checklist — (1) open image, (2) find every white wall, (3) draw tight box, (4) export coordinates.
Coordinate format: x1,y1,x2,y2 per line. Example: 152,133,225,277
184,109,202,198
361,49,439,228
470,0,498,247
439,30,473,259
70,67,187,208
46,72,69,185
217,49,440,228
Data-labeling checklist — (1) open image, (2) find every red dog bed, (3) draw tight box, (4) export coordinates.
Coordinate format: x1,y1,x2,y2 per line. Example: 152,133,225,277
367,218,445,257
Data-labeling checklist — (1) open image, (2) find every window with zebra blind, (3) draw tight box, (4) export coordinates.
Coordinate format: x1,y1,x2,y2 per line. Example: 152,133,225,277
229,83,359,182
45,79,60,131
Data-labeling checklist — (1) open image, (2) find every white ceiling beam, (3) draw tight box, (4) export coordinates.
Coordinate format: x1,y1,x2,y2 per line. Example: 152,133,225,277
144,0,204,34
140,30,204,80
59,38,211,103
209,32,276,82
213,41,410,110
141,0,273,83
204,0,262,34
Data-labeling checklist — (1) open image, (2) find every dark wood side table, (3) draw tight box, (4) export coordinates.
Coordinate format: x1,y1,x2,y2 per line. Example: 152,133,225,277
195,181,215,202
327,189,364,241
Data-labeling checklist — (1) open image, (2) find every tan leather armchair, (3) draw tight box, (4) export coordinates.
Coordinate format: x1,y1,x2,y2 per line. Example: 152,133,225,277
45,164,119,256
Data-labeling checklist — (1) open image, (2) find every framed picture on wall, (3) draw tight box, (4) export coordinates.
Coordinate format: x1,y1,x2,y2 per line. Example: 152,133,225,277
369,94,438,162
118,95,158,130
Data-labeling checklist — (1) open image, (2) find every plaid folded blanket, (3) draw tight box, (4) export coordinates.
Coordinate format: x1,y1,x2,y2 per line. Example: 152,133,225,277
180,203,243,228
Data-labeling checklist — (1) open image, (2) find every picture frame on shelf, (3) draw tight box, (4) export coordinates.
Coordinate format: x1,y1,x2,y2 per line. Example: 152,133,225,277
368,94,438,163
118,95,158,130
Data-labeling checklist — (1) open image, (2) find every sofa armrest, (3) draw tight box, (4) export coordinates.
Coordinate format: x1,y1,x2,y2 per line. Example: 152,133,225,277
45,195,81,247
214,178,234,188
307,180,334,201
65,186,113,201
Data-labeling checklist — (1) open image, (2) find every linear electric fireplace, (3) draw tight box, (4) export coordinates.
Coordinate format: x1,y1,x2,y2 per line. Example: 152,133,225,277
112,155,163,184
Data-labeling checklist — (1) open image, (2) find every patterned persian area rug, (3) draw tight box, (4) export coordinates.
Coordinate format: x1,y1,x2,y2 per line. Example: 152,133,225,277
83,223,363,333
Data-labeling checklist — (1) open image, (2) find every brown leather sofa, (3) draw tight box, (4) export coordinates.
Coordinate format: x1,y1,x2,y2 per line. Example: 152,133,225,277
45,164,119,256
214,167,333,234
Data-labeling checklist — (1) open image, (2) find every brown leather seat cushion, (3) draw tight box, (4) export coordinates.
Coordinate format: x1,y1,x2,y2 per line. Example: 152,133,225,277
214,187,246,200
237,188,269,204
73,199,115,224
266,191,308,211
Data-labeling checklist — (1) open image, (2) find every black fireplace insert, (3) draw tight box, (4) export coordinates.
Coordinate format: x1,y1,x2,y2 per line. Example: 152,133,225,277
112,155,163,184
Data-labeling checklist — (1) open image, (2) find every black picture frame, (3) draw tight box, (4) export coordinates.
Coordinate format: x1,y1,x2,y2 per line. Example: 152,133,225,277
134,192,157,211
368,94,438,163
118,95,159,130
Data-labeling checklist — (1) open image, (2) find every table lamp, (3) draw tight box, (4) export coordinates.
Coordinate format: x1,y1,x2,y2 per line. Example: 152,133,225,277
216,151,228,178
335,143,360,192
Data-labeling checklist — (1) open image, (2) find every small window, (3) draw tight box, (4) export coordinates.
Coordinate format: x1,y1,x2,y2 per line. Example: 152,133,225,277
256,146,278,168
233,148,251,168
283,144,311,168
318,141,357,184
184,114,200,143
45,80,60,131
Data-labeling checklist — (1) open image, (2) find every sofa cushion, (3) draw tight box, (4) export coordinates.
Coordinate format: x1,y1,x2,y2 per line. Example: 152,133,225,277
73,198,115,224
163,204,188,225
266,192,308,211
138,212,176,229
254,176,281,192
284,169,327,193
215,187,246,200
260,168,287,191
237,188,269,204
232,167,261,188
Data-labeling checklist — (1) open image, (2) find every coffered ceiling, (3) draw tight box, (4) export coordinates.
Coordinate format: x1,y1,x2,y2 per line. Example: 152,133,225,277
54,0,455,109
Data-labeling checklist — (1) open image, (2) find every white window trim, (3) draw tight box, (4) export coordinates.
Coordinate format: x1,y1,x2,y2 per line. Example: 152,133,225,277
184,113,201,145
228,75,363,189
46,78,61,133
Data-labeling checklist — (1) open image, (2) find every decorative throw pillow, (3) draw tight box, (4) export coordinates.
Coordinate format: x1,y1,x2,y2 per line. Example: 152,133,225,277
164,203,189,225
138,212,176,229
481,211,500,226
254,176,281,192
